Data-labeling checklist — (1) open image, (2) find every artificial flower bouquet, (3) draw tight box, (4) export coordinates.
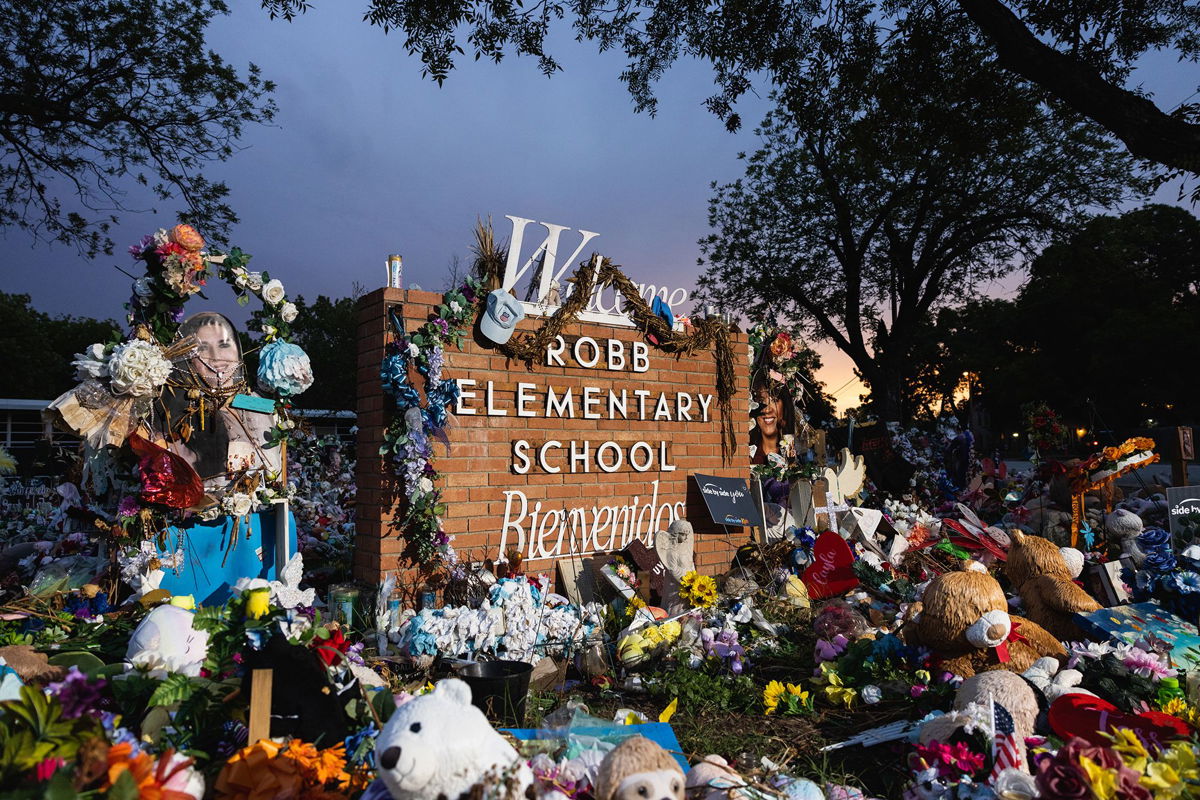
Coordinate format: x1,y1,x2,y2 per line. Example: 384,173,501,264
812,633,959,710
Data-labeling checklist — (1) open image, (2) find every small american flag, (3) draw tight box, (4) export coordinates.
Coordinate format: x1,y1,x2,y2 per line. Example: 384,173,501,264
989,696,1022,782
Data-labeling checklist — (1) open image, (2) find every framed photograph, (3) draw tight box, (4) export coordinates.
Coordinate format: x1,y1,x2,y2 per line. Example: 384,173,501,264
1088,556,1134,607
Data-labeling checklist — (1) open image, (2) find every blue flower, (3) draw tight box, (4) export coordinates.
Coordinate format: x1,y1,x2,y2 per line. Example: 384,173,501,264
871,634,904,660
1143,549,1178,574
1177,571,1200,595
257,339,313,397
1138,528,1171,548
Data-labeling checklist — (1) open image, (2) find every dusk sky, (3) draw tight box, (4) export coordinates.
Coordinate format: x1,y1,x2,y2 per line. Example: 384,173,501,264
1,5,1194,410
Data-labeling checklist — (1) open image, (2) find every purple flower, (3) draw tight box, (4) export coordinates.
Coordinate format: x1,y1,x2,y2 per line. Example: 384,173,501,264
460,283,478,303
128,234,154,259
47,667,106,719
433,317,450,335
116,496,140,517
910,684,927,698
169,306,185,323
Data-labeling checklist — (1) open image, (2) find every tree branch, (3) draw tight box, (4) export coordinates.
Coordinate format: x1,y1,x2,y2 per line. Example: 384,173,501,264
957,0,1200,172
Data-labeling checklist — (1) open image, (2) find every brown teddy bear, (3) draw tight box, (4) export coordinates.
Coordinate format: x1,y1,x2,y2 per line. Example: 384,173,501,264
903,570,1065,678
595,737,684,800
1005,530,1101,641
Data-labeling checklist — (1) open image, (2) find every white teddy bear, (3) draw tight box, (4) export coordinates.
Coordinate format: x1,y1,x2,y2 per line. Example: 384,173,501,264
368,678,532,800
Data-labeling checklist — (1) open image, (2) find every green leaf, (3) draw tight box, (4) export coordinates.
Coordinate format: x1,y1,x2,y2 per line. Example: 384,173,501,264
148,673,198,707
47,651,105,676
43,770,78,800
237,294,250,306
107,768,140,800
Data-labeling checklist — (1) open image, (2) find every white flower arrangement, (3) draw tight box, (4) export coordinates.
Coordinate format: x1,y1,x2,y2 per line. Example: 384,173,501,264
107,339,172,397
221,492,254,518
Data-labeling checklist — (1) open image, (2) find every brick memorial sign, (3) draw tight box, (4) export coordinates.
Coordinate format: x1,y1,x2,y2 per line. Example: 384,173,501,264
353,288,750,585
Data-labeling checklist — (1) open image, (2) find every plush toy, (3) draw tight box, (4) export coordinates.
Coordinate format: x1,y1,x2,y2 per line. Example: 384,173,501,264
595,736,684,800
902,570,1064,678
686,755,750,800
124,604,209,676
1022,656,1095,703
919,670,1039,773
1005,530,1101,641
1058,547,1085,580
372,678,531,800
1105,509,1146,566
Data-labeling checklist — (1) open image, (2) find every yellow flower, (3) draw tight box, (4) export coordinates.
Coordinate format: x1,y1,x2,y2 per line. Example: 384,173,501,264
1159,743,1200,784
823,672,857,708
1108,728,1150,773
763,680,786,715
914,669,931,684
1141,760,1184,798
658,698,678,723
1160,698,1200,728
679,571,718,609
245,587,271,619
1078,757,1118,800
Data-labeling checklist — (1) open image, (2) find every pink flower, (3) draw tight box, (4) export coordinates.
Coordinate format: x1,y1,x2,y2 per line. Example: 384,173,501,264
34,757,65,781
1123,648,1176,680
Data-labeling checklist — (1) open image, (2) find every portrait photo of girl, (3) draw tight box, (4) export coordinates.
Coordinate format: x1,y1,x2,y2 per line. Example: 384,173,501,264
155,311,280,491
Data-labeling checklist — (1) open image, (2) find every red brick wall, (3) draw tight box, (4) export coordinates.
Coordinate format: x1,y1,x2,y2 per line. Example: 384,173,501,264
354,287,750,586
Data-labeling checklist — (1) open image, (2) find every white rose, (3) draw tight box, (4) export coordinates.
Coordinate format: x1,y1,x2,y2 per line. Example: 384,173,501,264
152,228,169,246
261,279,286,306
261,323,277,337
418,477,434,495
247,272,264,291
222,493,253,517
280,301,298,323
407,342,420,358
108,340,171,397
72,343,110,380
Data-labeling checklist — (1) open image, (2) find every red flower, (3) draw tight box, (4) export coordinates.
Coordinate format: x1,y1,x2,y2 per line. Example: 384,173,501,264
156,241,187,259
313,628,350,667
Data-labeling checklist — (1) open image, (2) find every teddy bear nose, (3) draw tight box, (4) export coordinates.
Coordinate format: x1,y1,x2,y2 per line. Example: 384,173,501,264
380,746,401,770
986,623,1008,642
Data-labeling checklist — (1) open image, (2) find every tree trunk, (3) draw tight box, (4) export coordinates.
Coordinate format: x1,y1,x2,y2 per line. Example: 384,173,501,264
859,358,906,424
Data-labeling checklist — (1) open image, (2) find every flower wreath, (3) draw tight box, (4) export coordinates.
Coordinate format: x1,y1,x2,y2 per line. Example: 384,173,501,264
379,276,483,564
53,224,315,503
748,324,812,411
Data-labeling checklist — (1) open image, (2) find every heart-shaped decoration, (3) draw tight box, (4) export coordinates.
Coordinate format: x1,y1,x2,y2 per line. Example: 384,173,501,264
802,531,859,600
1048,693,1192,747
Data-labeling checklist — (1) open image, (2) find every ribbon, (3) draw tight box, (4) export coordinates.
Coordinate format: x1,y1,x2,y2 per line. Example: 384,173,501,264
994,621,1028,663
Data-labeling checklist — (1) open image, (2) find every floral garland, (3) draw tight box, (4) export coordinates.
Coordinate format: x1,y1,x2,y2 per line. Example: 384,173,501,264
748,324,812,410
379,277,483,564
